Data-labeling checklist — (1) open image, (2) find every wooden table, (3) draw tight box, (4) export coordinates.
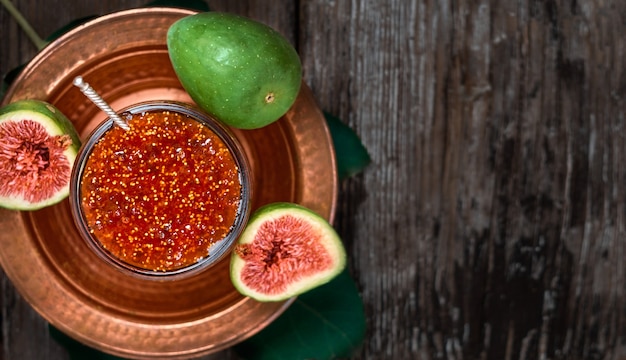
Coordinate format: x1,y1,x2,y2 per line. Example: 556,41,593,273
1,0,625,359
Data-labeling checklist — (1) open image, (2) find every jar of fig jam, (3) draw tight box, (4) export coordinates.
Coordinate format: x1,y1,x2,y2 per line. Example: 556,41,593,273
70,101,251,279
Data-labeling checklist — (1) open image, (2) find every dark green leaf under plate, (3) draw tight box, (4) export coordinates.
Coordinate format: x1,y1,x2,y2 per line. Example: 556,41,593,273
234,269,366,360
49,326,125,360
145,0,209,11
324,112,371,181
44,16,98,43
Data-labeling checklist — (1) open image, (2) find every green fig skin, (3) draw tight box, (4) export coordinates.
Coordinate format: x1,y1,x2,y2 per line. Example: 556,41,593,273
167,12,302,130
0,100,81,210
230,202,346,302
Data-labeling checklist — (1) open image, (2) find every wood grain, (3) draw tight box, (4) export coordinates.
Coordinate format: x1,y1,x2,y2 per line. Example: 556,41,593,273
1,0,625,359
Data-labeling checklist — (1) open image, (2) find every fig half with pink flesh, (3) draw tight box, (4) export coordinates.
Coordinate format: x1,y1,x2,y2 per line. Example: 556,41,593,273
230,202,346,302
0,100,80,210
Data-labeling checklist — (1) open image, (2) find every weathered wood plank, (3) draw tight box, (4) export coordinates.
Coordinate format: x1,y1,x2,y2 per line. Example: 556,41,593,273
301,0,625,359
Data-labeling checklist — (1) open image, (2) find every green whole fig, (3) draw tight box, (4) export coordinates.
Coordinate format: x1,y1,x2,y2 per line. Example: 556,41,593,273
167,12,302,129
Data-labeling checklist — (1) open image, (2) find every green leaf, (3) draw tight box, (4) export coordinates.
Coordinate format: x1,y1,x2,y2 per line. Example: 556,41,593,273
48,325,125,360
44,16,98,43
1,63,25,101
145,0,209,11
234,269,366,360
324,112,371,180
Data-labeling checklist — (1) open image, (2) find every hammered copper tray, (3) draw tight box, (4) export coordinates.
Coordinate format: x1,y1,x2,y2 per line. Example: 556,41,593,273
0,8,337,359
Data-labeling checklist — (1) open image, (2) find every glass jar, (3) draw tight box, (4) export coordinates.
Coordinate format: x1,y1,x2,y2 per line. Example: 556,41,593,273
70,101,251,279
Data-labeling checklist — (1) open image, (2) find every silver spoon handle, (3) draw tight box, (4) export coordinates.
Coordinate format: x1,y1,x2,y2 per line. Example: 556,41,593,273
73,76,130,131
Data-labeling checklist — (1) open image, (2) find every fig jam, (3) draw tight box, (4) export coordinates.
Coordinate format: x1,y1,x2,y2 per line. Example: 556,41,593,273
75,104,247,274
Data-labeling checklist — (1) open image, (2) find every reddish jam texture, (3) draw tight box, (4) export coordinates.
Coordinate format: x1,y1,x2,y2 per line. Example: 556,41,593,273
0,119,72,203
80,110,241,272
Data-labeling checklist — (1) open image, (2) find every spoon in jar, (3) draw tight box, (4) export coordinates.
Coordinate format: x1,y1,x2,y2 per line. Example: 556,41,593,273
73,76,130,131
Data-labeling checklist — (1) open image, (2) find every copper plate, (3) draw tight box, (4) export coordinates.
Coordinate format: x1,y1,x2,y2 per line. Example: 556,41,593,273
0,7,337,359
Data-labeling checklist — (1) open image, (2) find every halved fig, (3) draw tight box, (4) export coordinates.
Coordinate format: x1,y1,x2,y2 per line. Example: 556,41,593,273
0,100,80,210
230,202,346,302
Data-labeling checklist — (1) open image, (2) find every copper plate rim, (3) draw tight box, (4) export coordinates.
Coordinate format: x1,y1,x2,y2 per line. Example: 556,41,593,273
0,7,337,359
